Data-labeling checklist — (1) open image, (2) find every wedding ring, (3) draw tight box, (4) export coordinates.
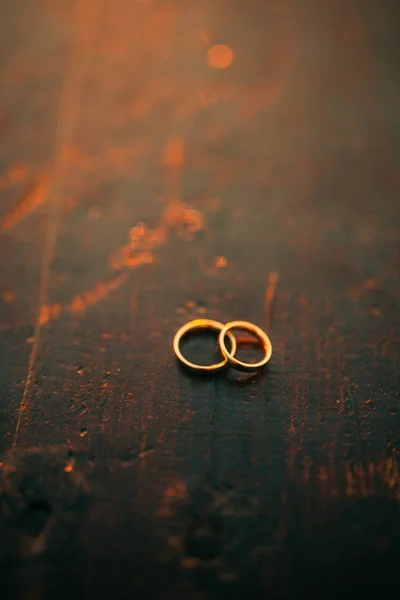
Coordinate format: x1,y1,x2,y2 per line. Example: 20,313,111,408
173,319,237,372
219,320,272,371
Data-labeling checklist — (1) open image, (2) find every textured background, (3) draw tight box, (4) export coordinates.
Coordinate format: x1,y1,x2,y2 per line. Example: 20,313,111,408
0,0,399,598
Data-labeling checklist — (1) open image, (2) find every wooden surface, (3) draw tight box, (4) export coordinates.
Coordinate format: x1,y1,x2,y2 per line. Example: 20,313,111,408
0,0,399,598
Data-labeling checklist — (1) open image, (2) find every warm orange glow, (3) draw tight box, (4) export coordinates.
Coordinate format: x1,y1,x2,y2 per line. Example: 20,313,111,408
124,252,154,268
164,481,187,499
163,200,204,234
2,175,49,231
39,273,130,324
69,276,130,312
112,200,203,270
162,135,185,169
38,194,205,325
64,464,73,473
215,256,227,268
206,44,234,69
39,306,51,326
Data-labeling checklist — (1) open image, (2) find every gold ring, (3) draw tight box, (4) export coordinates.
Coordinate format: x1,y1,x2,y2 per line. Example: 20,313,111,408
219,320,272,371
173,319,237,372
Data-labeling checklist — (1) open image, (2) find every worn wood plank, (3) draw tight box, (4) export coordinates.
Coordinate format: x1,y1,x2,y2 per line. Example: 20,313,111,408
0,0,399,598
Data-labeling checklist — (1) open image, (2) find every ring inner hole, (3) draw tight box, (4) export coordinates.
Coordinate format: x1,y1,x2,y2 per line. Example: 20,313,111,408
181,329,233,366
230,330,265,364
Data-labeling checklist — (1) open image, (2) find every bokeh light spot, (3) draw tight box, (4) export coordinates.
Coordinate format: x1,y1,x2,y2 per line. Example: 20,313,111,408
206,45,234,69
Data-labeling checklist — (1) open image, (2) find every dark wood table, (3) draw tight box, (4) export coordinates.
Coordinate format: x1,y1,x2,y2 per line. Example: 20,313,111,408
1,1,399,598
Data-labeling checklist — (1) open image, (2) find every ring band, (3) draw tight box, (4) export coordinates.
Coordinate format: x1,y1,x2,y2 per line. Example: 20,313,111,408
219,320,272,371
173,319,237,372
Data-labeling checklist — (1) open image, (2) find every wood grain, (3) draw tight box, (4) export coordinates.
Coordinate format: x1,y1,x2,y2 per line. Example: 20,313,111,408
0,0,399,597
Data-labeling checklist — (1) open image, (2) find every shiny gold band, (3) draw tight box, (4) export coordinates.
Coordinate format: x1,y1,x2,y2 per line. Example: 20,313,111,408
219,320,272,371
173,319,237,372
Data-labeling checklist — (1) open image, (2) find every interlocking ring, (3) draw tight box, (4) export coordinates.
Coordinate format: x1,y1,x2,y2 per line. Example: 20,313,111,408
173,319,237,372
219,320,272,372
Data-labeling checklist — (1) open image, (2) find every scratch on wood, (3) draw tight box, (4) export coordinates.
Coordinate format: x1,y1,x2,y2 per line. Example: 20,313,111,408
345,461,368,498
374,453,400,495
1,175,49,231
265,271,280,330
298,453,400,500
69,272,130,314
33,194,205,326
110,199,204,268
13,0,91,448
39,271,130,325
